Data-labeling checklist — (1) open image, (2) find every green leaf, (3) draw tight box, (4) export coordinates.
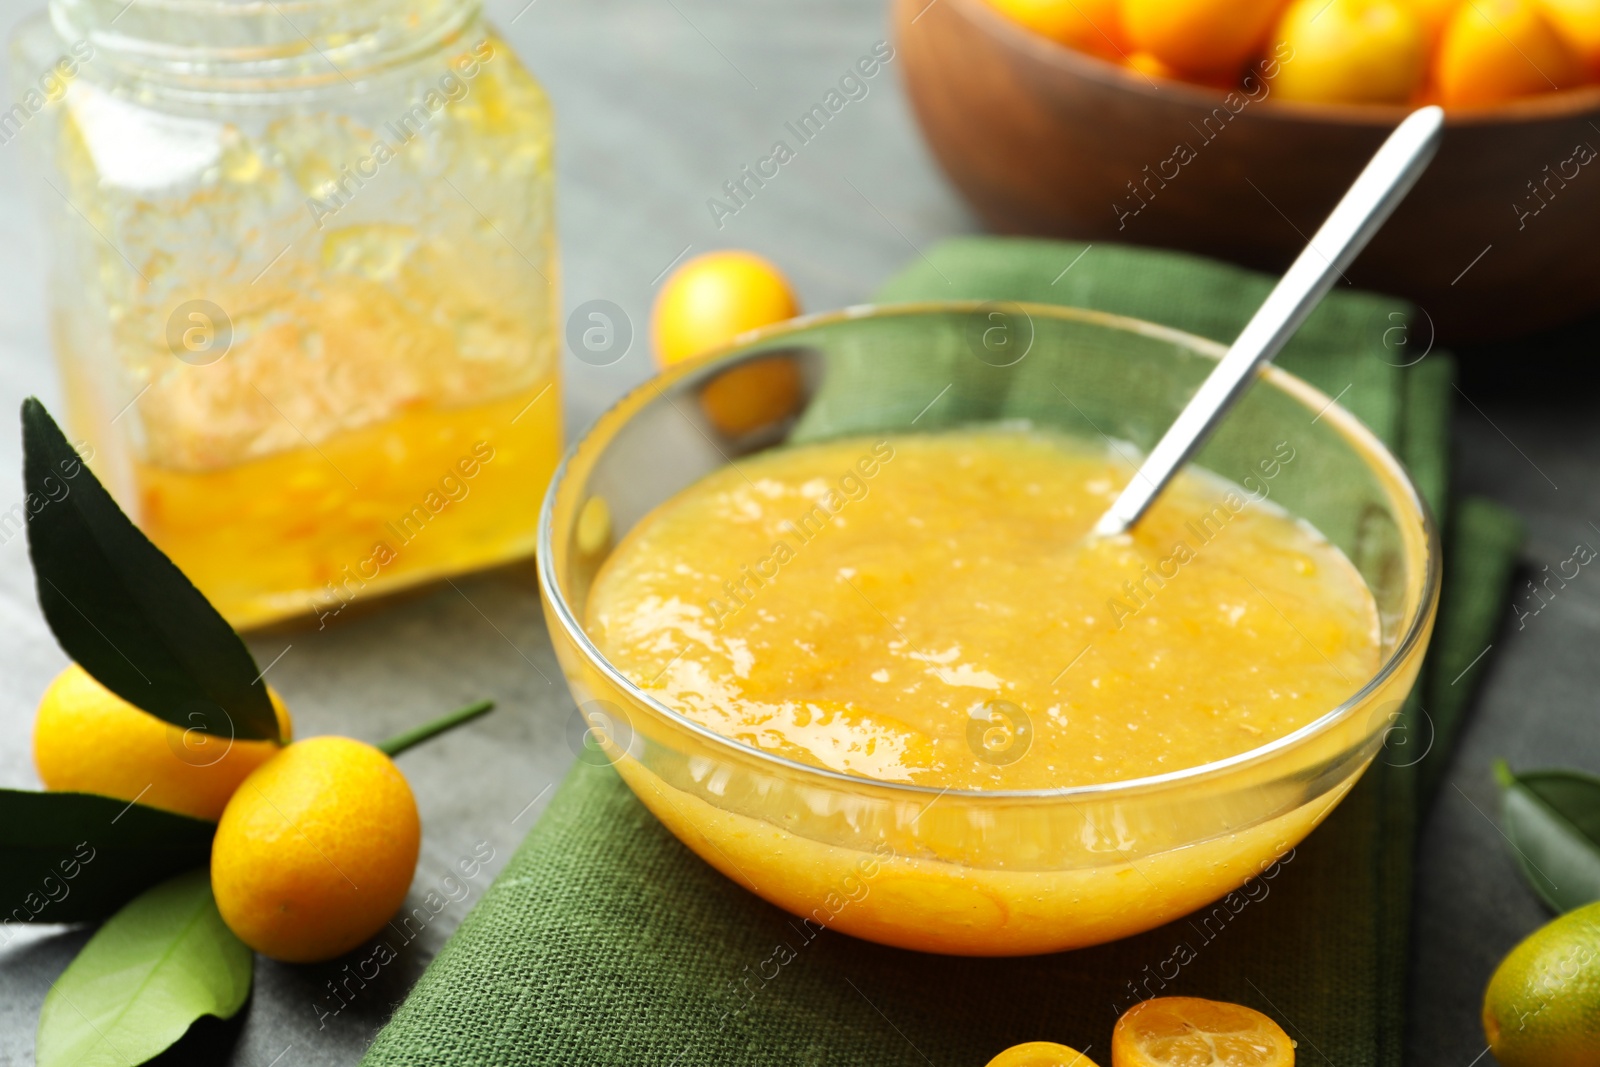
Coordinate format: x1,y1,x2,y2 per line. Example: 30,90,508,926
22,399,279,742
37,869,251,1067
0,789,215,926
1496,759,1600,913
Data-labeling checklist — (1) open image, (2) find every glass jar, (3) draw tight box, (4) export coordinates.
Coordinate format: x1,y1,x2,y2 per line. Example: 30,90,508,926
12,0,560,629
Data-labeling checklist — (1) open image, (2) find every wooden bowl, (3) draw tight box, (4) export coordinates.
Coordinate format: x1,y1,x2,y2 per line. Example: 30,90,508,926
894,0,1600,342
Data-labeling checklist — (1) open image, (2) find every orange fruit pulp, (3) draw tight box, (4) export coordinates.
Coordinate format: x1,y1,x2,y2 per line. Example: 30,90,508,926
1112,997,1296,1067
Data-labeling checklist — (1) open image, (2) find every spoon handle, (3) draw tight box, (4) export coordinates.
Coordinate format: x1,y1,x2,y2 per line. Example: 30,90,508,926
1091,105,1445,539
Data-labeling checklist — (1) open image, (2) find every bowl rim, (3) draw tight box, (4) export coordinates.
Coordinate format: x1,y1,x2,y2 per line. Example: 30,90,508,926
923,0,1600,127
537,300,1443,801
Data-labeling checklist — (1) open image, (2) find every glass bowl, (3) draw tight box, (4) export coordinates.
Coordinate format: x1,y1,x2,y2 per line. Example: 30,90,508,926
537,302,1439,957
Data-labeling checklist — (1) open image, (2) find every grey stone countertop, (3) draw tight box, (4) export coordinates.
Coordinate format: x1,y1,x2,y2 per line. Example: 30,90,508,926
0,1,1590,1064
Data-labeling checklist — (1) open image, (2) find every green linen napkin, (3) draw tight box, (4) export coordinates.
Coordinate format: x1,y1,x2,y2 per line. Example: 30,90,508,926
362,238,1524,1067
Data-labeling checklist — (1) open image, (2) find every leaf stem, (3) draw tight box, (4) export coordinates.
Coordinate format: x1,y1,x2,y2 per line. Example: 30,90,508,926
377,700,495,758
1493,758,1515,789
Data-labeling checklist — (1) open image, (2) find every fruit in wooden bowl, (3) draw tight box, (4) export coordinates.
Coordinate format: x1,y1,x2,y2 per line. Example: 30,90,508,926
1269,0,1432,106
894,0,1600,340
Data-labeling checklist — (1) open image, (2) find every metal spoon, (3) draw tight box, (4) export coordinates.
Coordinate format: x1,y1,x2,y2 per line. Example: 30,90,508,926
1090,105,1446,539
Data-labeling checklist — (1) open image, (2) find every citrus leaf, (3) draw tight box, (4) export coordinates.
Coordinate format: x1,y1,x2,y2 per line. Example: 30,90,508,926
36,869,251,1067
1496,760,1600,913
0,789,214,925
22,399,279,742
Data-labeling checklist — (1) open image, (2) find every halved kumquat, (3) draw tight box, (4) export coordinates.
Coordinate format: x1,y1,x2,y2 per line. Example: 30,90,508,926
1111,997,1296,1067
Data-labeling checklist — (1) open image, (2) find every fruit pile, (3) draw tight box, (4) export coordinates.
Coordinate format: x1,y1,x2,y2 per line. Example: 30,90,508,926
5,400,495,1067
985,0,1600,107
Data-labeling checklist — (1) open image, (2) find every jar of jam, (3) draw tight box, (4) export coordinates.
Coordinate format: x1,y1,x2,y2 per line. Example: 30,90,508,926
12,0,560,628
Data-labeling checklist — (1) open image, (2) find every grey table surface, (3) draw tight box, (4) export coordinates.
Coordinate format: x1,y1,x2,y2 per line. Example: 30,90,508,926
0,1,1589,1064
